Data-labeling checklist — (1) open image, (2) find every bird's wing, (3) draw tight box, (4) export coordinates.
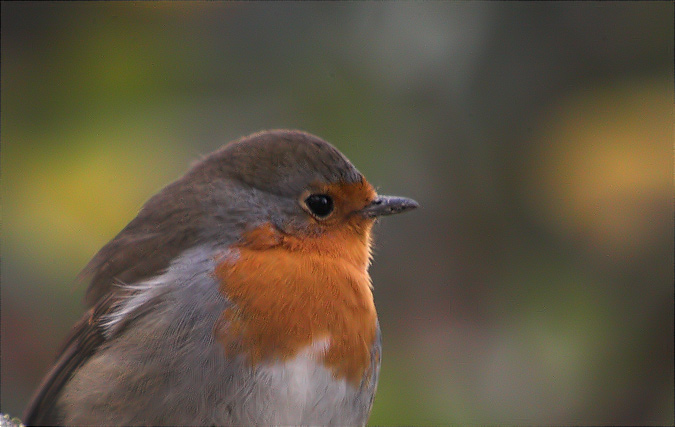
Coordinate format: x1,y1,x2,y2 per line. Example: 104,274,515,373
23,292,115,425
22,152,228,425
22,285,159,426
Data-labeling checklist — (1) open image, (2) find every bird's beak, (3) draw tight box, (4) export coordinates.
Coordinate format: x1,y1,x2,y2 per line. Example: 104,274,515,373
360,195,419,218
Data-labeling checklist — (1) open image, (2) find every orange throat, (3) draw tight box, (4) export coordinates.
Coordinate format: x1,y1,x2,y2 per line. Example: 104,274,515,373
214,222,378,386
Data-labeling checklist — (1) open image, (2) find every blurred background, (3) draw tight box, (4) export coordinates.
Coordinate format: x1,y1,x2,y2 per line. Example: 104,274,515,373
2,2,673,425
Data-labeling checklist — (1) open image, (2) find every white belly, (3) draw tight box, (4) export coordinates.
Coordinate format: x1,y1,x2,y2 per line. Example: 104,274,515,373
245,340,356,425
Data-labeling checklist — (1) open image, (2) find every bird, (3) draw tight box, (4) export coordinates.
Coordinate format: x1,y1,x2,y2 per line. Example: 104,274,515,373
23,129,418,426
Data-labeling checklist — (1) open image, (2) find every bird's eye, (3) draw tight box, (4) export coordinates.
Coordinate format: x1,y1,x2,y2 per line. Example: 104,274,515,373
304,194,334,218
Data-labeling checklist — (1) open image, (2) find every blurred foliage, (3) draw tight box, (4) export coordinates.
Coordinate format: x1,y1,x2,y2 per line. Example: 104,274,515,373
2,2,673,425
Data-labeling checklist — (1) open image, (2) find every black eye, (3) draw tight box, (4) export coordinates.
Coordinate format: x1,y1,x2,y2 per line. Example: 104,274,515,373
305,194,334,218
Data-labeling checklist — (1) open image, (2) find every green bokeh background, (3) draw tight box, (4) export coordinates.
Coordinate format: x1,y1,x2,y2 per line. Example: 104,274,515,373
2,2,673,425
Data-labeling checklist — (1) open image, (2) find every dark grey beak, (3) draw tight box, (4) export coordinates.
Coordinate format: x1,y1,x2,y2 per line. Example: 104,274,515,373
360,195,419,218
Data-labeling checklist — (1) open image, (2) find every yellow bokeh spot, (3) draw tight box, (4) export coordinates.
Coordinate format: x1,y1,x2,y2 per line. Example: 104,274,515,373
530,77,673,259
5,132,185,277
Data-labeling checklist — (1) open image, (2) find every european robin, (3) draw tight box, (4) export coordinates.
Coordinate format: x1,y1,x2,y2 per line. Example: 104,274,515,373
24,130,418,426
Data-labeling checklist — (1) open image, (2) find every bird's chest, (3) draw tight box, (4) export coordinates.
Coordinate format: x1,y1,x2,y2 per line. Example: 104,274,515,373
214,228,378,388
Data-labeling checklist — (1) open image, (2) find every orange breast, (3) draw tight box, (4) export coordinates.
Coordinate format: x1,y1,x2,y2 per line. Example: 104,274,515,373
214,222,378,386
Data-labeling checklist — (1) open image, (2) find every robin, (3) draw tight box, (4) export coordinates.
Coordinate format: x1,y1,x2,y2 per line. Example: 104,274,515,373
24,129,418,426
